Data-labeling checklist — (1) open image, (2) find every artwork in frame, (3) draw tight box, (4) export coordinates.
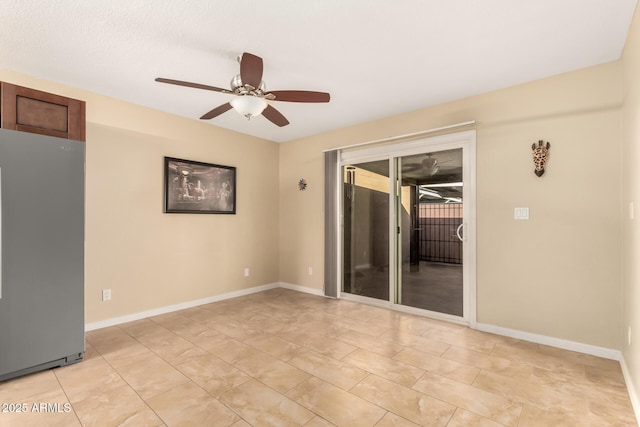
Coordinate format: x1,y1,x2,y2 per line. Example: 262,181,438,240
164,156,236,214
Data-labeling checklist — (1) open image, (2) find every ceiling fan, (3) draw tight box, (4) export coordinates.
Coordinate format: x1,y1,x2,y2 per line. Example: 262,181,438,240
403,154,452,175
155,52,330,127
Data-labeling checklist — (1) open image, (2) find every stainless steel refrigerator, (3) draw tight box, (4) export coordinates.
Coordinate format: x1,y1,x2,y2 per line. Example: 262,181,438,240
0,128,84,382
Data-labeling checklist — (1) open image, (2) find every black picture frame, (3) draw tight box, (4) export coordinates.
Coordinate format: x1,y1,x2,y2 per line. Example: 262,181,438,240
164,156,236,214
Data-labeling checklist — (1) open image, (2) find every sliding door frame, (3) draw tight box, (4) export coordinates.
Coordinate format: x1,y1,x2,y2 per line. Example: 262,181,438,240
336,130,477,326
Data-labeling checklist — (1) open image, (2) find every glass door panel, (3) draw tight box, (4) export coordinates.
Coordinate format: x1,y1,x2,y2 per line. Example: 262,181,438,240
397,148,464,315
342,160,390,301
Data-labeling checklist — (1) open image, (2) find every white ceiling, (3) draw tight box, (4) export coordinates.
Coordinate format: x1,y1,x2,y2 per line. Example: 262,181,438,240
1,1,636,143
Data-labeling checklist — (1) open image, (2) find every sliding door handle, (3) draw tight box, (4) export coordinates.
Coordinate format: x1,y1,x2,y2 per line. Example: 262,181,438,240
456,223,465,242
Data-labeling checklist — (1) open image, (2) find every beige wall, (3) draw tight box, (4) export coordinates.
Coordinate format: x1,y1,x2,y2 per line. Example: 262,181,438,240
0,69,280,323
622,2,640,414
280,61,623,350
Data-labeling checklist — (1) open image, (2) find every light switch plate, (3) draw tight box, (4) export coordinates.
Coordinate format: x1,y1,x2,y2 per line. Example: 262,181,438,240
514,207,529,220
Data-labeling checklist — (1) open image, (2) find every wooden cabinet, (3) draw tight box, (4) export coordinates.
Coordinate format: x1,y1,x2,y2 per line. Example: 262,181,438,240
0,82,86,142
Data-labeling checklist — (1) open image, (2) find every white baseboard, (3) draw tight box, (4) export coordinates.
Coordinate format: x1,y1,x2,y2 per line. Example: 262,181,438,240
620,355,640,425
85,282,280,331
475,322,621,361
278,282,325,297
85,284,621,364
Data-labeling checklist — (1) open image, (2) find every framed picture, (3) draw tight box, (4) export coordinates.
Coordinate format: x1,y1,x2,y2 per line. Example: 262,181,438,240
164,156,236,214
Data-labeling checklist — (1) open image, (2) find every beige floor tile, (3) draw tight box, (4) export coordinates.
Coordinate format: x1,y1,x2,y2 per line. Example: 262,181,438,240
292,316,351,339
233,350,311,393
289,351,368,390
206,318,265,342
175,353,251,397
54,357,124,402
394,347,479,385
441,346,532,381
0,369,65,403
490,342,586,376
157,343,211,366
83,342,101,360
536,344,622,371
242,314,300,334
143,334,206,365
394,315,467,336
350,374,456,426
71,382,163,427
220,379,315,427
420,328,498,354
244,333,308,361
379,330,450,356
146,381,240,426
87,328,150,361
517,404,611,427
276,329,358,360
412,371,522,426
2,289,637,427
588,399,639,426
472,370,590,415
583,364,629,393
85,325,127,343
342,348,424,387
0,370,79,427
526,365,629,407
0,409,81,427
335,329,405,358
178,306,218,323
445,408,507,427
129,327,182,347
303,415,336,426
286,377,386,427
89,330,154,365
339,317,390,338
111,353,190,399
193,334,263,364
98,342,156,371
151,314,212,339
374,412,421,426
120,318,167,339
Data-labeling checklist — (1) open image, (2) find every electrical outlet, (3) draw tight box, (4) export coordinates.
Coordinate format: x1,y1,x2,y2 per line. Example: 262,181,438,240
308,267,313,275
244,268,250,277
102,289,111,302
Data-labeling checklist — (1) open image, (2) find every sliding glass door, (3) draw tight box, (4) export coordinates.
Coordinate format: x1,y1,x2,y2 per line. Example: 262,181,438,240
342,160,390,301
396,149,464,316
339,131,475,323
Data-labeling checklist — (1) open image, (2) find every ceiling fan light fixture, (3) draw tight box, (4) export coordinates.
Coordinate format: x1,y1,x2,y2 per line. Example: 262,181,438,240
230,95,267,120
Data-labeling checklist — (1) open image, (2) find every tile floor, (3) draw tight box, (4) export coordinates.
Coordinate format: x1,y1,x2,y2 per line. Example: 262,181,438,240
0,288,637,426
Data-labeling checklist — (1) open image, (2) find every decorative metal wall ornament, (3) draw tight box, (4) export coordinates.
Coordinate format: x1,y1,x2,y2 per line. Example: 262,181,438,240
298,178,308,191
531,140,551,177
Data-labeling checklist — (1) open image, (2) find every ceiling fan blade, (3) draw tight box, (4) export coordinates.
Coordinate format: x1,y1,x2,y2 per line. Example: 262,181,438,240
200,103,233,120
240,52,263,89
265,90,330,103
155,78,232,94
262,105,289,127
